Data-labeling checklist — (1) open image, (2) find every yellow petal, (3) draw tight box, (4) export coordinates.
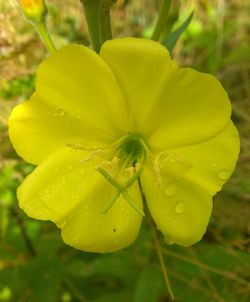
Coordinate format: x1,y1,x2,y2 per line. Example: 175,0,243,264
100,38,231,148
100,38,172,132
9,93,106,165
62,181,142,253
9,44,128,164
142,169,212,246
17,147,143,252
141,121,239,246
163,121,240,195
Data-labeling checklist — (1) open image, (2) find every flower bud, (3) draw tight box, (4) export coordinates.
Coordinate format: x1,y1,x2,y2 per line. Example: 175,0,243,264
20,0,47,23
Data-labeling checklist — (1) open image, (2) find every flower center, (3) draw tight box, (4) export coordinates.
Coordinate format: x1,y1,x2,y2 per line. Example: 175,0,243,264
115,134,147,167
97,134,148,216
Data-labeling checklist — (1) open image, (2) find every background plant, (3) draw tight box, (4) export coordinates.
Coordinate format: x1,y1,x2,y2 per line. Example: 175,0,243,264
0,0,249,301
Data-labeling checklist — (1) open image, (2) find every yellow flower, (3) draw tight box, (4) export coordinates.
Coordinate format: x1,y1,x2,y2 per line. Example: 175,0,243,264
8,38,239,253
20,0,47,22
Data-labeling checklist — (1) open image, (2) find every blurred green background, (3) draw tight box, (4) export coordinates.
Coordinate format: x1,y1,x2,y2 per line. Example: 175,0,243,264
0,0,249,301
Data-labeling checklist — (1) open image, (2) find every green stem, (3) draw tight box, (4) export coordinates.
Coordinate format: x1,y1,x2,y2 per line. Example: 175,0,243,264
64,278,89,302
11,207,36,257
81,0,102,52
100,5,112,43
138,178,175,301
151,0,172,41
35,21,56,53
81,0,113,52
151,221,175,301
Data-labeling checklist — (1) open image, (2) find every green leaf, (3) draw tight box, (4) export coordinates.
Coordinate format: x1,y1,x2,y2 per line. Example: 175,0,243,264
162,11,194,53
164,243,250,302
93,290,132,302
0,207,9,239
133,266,165,302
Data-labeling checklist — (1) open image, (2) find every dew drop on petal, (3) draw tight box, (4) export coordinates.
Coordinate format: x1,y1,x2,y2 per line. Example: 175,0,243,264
164,182,177,197
165,237,174,245
58,109,65,116
54,108,65,117
218,169,229,180
44,189,50,200
174,202,184,214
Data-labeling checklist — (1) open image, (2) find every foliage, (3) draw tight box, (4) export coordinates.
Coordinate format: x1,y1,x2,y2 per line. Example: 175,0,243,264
0,0,249,301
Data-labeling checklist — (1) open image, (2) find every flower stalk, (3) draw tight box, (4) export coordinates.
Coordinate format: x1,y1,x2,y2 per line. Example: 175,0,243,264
100,1,113,44
151,222,175,300
138,178,175,301
35,21,56,53
80,0,114,52
20,0,56,53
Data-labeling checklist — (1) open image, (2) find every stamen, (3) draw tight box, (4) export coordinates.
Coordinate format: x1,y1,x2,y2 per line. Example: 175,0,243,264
97,134,148,215
154,154,164,186
124,165,144,188
78,150,104,164
66,143,99,151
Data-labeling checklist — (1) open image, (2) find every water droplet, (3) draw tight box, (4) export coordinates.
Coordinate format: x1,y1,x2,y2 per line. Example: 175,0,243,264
218,169,229,180
83,205,89,210
164,182,177,197
175,202,184,214
68,164,73,170
44,189,50,200
54,108,65,117
165,237,174,245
